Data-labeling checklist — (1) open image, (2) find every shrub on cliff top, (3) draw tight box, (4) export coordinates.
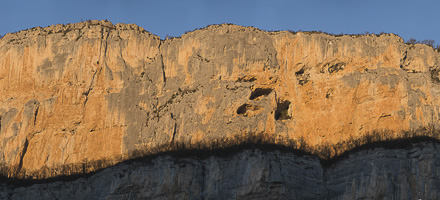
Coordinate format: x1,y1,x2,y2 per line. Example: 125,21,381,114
406,38,436,47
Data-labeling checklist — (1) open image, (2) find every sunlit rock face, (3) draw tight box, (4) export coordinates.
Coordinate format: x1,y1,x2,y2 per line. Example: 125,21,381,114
0,20,440,198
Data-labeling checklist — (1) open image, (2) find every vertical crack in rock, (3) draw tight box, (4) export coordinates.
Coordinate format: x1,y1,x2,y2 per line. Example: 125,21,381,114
157,40,167,87
160,54,166,86
170,113,177,145
83,28,109,107
400,49,408,69
33,105,39,126
17,138,29,173
102,28,110,65
83,70,98,107
172,122,177,144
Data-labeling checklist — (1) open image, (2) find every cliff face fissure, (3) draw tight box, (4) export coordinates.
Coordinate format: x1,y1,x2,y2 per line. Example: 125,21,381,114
160,54,166,86
171,114,177,145
83,72,95,106
33,106,39,126
1,20,440,187
16,139,29,173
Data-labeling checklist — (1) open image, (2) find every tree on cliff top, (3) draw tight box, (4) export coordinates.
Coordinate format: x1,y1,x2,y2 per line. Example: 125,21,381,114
406,38,436,47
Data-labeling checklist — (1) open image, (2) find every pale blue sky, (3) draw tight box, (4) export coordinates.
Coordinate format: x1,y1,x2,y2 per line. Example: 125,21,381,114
1,0,439,45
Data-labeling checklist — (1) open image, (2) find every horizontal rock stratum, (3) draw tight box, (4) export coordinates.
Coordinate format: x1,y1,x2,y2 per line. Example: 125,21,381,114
0,20,440,179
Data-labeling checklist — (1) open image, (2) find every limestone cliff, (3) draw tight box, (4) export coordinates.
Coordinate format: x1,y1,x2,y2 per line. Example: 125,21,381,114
0,20,440,181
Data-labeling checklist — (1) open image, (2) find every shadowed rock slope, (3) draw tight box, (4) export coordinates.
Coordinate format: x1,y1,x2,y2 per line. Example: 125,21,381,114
1,141,439,200
1,20,440,182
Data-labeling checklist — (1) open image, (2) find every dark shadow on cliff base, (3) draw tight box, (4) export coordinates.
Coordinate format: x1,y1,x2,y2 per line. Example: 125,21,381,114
2,128,440,188
320,135,439,167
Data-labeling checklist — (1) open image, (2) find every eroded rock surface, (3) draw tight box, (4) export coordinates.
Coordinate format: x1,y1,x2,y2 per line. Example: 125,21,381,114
0,20,440,179
1,142,439,200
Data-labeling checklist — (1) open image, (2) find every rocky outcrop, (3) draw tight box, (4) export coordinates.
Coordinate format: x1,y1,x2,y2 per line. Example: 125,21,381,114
1,20,440,180
1,141,439,200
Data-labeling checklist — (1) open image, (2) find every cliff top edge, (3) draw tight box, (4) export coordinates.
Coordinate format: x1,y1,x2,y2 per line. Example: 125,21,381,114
1,20,427,48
